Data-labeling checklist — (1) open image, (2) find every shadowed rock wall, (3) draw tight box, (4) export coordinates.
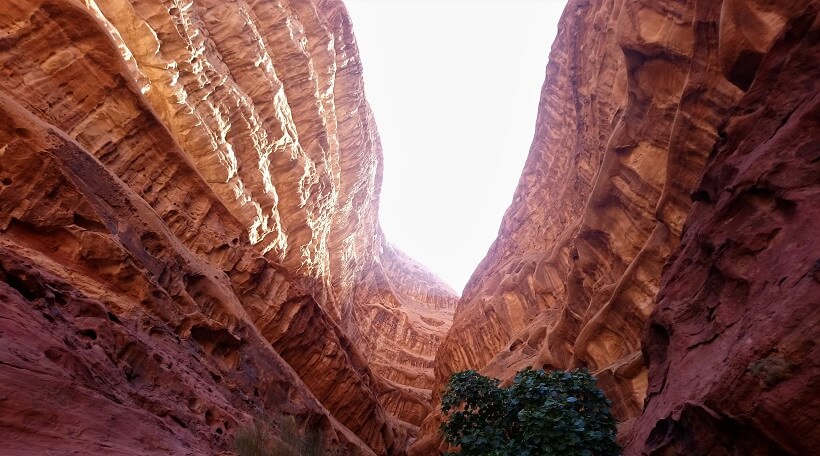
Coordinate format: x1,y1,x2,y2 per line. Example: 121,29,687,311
2,0,816,454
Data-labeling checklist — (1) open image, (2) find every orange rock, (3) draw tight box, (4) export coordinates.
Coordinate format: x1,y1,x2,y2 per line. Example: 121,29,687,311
414,0,819,454
625,8,820,453
3,0,816,454
0,0,454,454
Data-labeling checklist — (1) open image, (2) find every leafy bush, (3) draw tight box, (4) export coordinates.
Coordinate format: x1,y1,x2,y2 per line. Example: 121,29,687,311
441,367,620,456
234,415,324,456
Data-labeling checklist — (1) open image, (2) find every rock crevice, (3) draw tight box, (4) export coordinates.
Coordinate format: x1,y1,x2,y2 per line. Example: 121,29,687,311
1,0,817,455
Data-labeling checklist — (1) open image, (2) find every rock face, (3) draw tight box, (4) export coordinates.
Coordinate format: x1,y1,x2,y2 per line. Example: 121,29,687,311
624,10,820,454
0,0,454,454
414,0,819,454
2,0,817,454
356,246,458,427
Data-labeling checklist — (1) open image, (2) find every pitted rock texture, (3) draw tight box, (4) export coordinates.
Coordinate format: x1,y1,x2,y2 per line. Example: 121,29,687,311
413,0,819,454
0,93,375,455
0,0,454,454
625,9,820,454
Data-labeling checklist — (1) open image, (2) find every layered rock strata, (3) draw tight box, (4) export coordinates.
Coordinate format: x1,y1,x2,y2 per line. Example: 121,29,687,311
0,0,455,454
356,246,458,426
414,0,819,454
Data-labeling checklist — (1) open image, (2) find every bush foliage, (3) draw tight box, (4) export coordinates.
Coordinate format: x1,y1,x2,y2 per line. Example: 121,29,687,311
440,367,620,456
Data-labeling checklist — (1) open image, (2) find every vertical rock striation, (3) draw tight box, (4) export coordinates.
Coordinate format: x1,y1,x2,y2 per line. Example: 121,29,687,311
0,0,454,454
356,245,458,427
415,1,819,454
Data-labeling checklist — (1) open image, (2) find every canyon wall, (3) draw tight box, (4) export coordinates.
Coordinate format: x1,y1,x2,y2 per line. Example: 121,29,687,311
0,0,455,454
2,0,817,454
625,10,820,453
414,0,819,454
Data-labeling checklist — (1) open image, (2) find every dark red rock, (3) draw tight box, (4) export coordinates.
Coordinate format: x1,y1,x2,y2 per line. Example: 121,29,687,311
624,10,820,455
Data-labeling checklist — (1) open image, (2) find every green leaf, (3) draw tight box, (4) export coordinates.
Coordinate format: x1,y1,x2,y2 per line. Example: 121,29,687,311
440,367,621,456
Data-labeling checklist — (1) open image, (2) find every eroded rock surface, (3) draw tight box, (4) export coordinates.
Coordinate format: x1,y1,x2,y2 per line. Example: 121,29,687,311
625,10,820,454
414,1,819,454
0,0,454,454
3,0,816,453
355,246,458,427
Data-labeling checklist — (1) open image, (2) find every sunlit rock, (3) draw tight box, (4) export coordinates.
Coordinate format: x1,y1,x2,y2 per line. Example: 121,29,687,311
0,0,454,454
1,0,816,454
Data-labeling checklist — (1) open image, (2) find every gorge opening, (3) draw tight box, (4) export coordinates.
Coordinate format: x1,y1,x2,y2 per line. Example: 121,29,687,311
345,0,568,292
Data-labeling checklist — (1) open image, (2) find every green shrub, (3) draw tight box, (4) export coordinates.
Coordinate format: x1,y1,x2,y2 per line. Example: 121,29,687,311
441,367,620,456
234,415,324,456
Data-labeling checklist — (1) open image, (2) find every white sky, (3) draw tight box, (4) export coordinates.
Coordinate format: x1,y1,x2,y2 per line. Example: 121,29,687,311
345,0,567,293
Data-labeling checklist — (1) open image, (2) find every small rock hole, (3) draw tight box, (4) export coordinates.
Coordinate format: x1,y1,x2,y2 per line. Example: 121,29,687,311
78,329,97,340
509,339,523,351
107,311,122,324
44,347,62,361
691,189,712,203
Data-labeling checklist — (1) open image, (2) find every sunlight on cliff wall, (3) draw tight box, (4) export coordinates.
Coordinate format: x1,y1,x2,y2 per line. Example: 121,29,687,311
346,0,568,292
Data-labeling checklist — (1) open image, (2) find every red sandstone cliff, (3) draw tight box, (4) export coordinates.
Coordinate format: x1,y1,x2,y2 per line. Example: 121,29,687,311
2,0,817,454
0,0,454,454
624,10,820,453
414,0,819,454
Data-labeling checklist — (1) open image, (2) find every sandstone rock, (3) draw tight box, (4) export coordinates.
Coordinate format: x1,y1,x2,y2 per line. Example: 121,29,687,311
624,8,820,453
4,0,815,453
0,93,373,454
0,0,454,454
414,0,819,454
356,245,457,426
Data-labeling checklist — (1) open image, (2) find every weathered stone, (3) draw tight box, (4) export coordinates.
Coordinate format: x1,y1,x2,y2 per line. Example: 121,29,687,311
624,9,820,453
2,0,817,454
0,0,455,454
414,1,819,454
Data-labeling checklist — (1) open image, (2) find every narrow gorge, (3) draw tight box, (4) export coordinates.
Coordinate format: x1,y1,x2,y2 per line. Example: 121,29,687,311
0,0,817,455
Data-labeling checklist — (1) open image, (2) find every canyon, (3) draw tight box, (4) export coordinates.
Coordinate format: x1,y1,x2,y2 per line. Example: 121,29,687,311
0,1,817,456
0,0,454,454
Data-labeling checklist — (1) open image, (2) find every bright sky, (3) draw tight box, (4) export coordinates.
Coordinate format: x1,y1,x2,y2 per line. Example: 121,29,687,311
345,0,567,293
